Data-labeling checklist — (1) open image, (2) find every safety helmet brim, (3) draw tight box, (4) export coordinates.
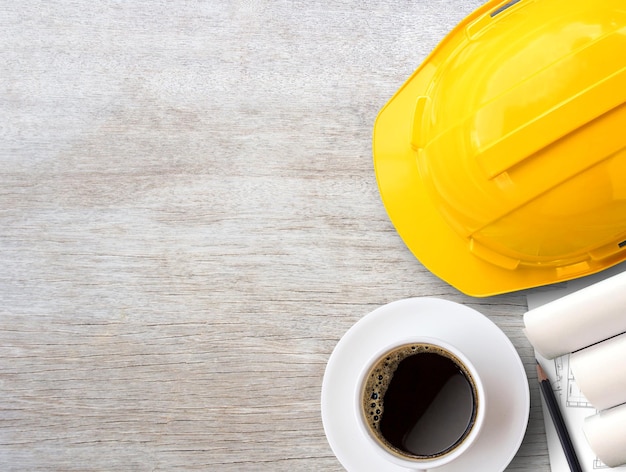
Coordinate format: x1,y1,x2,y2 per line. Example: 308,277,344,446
374,101,553,297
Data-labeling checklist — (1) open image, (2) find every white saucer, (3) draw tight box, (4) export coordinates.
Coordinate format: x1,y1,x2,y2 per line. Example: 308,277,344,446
321,297,529,472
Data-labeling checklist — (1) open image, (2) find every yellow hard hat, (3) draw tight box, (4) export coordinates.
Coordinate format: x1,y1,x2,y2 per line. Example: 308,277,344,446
373,0,626,297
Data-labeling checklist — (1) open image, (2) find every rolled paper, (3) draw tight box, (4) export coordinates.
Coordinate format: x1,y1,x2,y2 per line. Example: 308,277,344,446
570,333,626,410
583,403,626,468
523,270,626,359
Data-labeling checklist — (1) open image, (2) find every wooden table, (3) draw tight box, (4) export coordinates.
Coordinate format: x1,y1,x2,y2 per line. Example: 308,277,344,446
0,1,549,470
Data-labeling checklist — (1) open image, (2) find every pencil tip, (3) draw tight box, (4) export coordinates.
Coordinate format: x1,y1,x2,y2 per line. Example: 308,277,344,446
536,361,548,381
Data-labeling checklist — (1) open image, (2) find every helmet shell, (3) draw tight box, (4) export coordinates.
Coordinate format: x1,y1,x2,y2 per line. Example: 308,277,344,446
373,0,626,296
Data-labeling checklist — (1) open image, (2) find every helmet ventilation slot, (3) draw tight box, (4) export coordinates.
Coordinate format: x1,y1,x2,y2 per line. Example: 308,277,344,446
490,0,521,17
619,240,626,249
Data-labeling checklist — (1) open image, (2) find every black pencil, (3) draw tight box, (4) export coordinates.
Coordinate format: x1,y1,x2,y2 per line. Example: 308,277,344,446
536,361,583,472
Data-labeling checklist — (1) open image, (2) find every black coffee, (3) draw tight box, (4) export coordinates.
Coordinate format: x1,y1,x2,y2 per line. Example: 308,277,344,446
361,343,477,459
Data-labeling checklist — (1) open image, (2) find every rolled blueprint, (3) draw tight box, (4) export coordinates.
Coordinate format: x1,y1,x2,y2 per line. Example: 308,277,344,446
570,333,626,410
583,403,626,468
523,270,626,359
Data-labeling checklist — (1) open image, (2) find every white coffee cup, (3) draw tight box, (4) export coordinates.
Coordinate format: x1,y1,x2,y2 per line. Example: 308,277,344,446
354,336,487,471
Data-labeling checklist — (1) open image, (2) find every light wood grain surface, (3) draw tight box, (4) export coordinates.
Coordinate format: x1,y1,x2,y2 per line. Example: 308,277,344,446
1,1,549,470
